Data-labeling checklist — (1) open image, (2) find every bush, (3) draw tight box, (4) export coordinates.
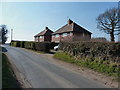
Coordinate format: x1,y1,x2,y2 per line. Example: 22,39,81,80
24,41,35,49
20,41,25,48
11,40,21,47
59,41,120,63
10,41,56,52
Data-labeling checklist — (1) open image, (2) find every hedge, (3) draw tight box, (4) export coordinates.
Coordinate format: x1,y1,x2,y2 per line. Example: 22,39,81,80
10,41,58,52
10,40,21,47
59,41,120,63
24,41,35,50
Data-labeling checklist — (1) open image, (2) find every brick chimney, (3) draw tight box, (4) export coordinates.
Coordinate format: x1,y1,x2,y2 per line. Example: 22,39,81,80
67,19,73,25
45,27,48,30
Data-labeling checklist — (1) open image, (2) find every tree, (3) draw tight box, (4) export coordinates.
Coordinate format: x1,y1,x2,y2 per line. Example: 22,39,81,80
96,7,120,42
0,25,8,44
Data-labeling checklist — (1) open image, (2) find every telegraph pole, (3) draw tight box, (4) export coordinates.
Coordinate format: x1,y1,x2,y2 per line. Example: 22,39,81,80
11,29,13,42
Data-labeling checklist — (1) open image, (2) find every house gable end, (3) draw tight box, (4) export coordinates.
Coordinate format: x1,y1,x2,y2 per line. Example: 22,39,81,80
44,29,54,36
73,23,92,34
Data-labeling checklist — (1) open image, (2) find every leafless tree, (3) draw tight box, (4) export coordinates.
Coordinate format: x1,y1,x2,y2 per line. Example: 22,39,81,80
96,7,120,42
0,25,8,44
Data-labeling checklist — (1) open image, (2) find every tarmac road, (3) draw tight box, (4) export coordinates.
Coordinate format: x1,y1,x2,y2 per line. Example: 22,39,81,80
4,45,107,88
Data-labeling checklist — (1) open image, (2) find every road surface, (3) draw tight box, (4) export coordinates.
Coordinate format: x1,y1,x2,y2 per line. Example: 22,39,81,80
4,45,107,88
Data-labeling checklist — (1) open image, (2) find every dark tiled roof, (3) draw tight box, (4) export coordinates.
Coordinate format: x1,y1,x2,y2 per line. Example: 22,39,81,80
52,23,73,34
34,27,53,37
53,20,92,35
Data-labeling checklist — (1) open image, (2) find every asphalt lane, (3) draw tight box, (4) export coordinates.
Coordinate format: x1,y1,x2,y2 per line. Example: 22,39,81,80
4,45,107,88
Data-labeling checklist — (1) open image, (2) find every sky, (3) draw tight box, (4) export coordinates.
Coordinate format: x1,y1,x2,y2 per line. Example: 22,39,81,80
0,2,119,43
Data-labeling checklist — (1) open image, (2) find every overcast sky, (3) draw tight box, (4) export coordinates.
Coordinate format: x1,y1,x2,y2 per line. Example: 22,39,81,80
1,2,118,42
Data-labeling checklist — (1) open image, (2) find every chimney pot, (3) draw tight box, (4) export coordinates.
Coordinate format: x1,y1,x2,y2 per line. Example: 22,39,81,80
68,19,73,25
45,27,48,29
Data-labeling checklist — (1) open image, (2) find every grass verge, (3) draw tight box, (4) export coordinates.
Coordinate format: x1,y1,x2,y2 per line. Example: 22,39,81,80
2,53,21,88
54,51,118,78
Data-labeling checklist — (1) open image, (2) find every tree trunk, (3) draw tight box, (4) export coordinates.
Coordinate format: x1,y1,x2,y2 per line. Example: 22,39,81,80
110,30,115,42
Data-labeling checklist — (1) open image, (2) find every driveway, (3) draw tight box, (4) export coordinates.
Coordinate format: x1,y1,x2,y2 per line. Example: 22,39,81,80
3,45,107,88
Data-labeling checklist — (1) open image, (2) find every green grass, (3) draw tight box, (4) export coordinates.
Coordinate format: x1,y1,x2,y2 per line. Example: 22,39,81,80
2,53,21,88
54,52,118,78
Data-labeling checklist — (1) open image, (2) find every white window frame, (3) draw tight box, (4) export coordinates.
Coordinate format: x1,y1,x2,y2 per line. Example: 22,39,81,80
63,33,67,37
55,34,59,38
36,37,39,39
40,36,43,38
70,32,72,36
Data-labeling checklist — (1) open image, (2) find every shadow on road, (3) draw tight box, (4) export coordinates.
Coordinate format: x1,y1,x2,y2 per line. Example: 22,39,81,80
48,49,58,54
48,51,55,54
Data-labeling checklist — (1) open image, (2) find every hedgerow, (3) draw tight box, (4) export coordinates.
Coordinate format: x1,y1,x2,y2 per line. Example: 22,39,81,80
59,41,120,63
10,41,58,52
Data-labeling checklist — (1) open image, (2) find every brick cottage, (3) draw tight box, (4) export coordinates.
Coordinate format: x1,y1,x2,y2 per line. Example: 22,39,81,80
34,19,92,42
34,27,53,42
52,19,92,42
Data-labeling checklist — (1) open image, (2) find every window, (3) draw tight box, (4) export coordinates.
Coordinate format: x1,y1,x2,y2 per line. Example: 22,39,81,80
63,33,67,37
70,32,72,36
36,37,38,39
40,36,43,38
55,34,59,38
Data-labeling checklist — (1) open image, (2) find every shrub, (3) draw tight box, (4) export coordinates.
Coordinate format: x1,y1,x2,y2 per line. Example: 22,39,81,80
10,41,54,52
11,40,21,47
34,42,50,52
24,41,35,49
59,41,120,63
20,41,25,48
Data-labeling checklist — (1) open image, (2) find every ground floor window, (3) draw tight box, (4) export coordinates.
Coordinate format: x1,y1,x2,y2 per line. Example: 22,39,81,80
55,34,59,38
63,33,67,37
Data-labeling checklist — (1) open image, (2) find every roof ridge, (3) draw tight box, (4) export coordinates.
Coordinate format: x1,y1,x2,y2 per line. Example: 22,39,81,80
72,22,74,31
53,24,67,34
34,28,53,37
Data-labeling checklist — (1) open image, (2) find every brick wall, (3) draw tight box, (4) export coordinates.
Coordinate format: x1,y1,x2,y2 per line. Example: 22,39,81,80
39,37,44,42
52,32,91,42
52,34,61,42
61,33,73,42
35,37,39,42
44,35,52,42
35,35,52,42
73,32,91,41
52,33,73,42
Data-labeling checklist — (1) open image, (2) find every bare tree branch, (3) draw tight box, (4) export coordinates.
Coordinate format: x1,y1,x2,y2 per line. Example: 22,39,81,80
96,7,120,42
